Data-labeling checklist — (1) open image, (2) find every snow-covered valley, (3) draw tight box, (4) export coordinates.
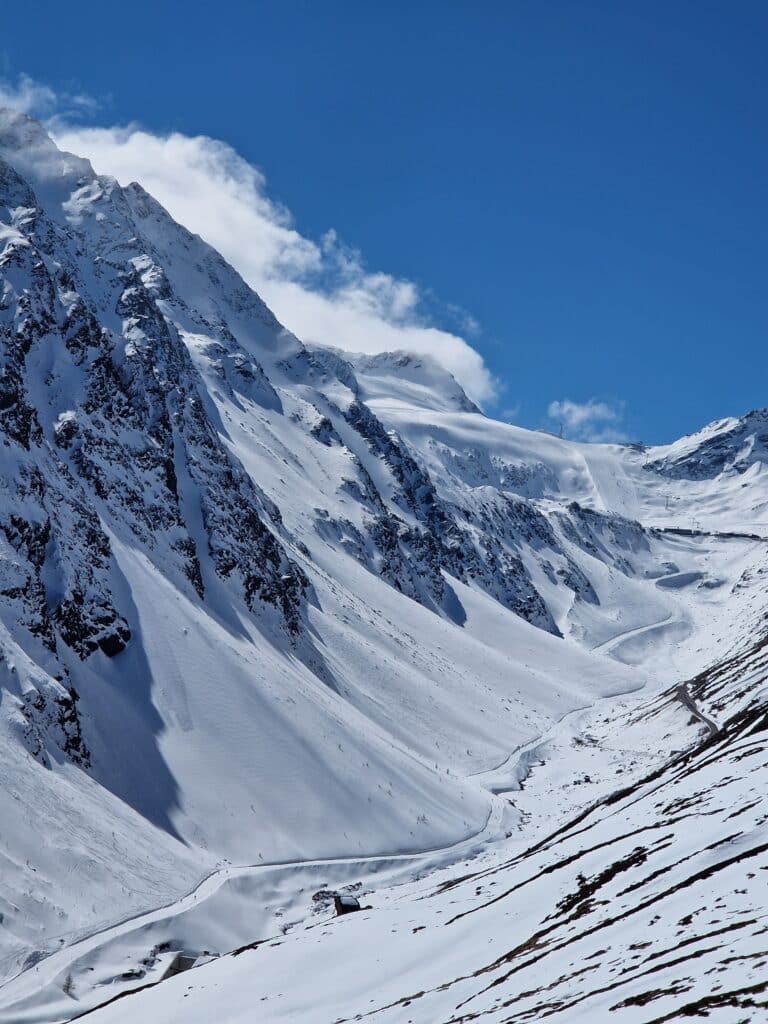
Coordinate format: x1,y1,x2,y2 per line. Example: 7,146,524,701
1,109,767,1023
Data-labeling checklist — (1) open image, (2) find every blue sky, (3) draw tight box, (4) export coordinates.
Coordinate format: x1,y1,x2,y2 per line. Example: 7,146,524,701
2,1,766,442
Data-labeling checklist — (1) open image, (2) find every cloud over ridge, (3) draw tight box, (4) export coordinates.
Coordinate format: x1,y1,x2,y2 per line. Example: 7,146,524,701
547,398,628,442
0,78,494,406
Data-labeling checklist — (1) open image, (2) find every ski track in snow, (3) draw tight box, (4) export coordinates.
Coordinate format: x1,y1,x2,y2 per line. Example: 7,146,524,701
590,610,677,655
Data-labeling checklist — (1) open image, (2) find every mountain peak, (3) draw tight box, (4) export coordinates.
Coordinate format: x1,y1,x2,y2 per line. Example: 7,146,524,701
0,107,47,147
0,107,94,191
338,348,481,414
649,406,768,479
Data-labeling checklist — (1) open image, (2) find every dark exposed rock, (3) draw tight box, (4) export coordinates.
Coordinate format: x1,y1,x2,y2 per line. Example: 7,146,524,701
0,134,313,766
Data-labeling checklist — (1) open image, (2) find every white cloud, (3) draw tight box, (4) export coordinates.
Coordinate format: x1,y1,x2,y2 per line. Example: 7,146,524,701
0,73,495,403
41,118,496,405
0,74,101,122
547,399,628,443
0,74,57,116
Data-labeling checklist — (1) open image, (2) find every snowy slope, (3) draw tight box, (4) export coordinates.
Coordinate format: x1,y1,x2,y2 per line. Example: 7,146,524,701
0,111,767,1023
90,619,768,1024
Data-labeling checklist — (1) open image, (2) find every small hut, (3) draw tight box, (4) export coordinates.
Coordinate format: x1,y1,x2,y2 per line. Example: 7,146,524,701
334,894,361,916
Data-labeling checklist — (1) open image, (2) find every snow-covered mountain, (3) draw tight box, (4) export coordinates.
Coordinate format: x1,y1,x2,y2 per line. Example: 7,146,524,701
0,110,766,1023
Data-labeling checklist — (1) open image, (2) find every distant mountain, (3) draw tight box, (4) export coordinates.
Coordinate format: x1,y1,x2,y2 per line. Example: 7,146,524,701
649,408,768,479
0,110,766,1023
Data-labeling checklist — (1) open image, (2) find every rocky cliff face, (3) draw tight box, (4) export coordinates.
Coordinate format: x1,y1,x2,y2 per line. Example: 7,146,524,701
0,115,318,777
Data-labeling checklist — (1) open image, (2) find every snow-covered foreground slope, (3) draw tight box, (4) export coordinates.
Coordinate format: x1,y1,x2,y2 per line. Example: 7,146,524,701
0,110,767,1022
86,622,768,1024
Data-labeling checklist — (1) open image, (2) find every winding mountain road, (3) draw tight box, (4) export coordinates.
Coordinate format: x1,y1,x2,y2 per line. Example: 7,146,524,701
674,683,719,737
0,798,506,1023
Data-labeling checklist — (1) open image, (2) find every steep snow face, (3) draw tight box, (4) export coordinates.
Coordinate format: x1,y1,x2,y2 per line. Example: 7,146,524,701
0,112,767,1022
348,350,481,414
